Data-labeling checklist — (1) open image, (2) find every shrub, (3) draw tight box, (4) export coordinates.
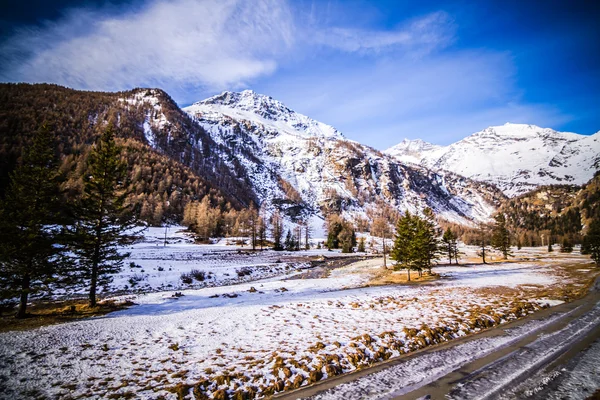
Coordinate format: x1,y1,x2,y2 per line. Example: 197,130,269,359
128,274,145,286
190,269,206,281
180,273,193,284
237,267,252,277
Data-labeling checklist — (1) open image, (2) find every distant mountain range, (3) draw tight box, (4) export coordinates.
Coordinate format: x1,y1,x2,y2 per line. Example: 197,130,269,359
1,84,597,227
385,123,600,197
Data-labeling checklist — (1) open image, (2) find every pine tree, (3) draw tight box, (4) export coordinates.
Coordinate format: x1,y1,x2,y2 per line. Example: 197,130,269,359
0,126,67,318
271,210,283,251
326,215,343,249
442,228,456,265
258,216,267,250
491,214,512,259
70,128,141,307
339,226,354,253
422,208,441,273
582,219,600,265
284,229,294,251
390,212,422,281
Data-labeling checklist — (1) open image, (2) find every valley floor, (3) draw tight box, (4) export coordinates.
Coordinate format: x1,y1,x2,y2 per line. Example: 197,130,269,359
0,230,597,400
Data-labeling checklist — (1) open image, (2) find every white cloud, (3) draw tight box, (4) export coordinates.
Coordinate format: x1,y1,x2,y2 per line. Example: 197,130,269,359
0,0,293,99
311,11,454,54
261,49,570,148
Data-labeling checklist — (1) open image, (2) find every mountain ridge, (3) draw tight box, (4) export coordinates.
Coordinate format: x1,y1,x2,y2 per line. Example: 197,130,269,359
385,123,600,197
183,90,505,225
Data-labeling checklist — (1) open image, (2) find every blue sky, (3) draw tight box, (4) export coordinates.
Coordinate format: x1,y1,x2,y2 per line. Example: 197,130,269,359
1,0,598,149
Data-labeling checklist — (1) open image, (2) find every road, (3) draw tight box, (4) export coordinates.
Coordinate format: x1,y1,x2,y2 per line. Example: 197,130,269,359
276,276,600,400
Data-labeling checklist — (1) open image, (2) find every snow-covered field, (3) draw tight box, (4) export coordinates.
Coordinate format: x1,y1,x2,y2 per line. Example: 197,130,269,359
0,232,597,400
50,227,336,298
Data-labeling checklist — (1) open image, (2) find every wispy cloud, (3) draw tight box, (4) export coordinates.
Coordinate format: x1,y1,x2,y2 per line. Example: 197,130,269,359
311,11,455,54
0,0,573,146
0,0,293,99
262,49,571,148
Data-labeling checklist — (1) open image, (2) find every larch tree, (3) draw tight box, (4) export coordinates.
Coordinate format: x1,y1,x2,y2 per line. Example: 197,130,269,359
0,126,67,318
476,223,491,264
371,217,393,268
247,203,258,251
71,128,142,307
357,237,366,253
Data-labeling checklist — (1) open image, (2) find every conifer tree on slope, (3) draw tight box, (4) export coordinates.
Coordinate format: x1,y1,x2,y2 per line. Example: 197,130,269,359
582,219,600,266
491,213,512,259
71,127,141,307
0,126,67,318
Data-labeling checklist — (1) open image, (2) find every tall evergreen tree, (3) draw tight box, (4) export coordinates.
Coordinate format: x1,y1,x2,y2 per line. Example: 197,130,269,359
0,126,67,318
491,213,512,259
326,215,344,249
442,228,457,265
284,229,295,251
339,226,355,253
582,219,600,266
391,212,433,281
71,128,141,307
271,210,283,251
422,208,441,273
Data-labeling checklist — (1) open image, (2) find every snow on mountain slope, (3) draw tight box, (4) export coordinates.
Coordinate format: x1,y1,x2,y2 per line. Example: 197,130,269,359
184,91,505,224
385,123,600,197
187,90,343,140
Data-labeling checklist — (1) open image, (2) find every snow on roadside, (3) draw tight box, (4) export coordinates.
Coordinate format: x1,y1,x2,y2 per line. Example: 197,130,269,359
307,309,576,400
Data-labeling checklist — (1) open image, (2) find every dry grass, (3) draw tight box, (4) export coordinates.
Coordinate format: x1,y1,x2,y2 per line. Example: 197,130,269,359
0,299,133,333
367,269,440,286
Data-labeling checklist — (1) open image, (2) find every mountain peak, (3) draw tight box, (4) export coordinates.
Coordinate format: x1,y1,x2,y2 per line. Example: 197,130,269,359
386,123,597,197
186,90,344,140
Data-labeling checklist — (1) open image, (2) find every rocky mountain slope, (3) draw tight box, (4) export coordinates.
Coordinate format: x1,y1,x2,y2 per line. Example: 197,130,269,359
183,90,505,225
0,84,258,222
385,123,600,197
496,171,600,244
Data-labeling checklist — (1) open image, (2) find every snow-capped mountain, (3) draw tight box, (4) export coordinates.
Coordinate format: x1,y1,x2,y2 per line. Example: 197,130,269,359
183,90,505,224
188,90,343,140
385,123,600,197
